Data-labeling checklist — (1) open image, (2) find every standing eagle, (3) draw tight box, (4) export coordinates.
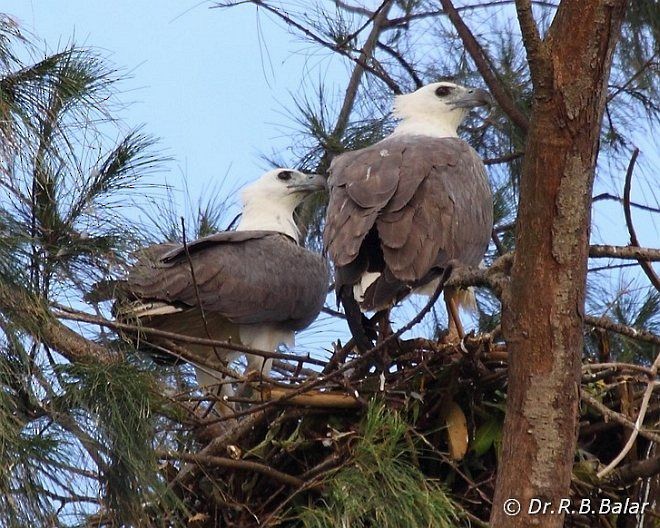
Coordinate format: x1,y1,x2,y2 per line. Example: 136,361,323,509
323,82,493,350
114,169,329,412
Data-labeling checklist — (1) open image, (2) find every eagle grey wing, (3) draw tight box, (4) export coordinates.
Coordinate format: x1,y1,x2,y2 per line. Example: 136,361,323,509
126,233,329,329
324,142,405,267
159,230,284,262
325,136,492,302
378,138,491,282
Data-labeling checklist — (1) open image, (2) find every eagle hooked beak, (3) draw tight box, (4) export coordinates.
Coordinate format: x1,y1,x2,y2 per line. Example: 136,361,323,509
287,173,327,194
449,87,493,110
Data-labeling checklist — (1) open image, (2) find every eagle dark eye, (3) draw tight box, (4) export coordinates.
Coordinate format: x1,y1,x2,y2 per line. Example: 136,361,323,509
435,86,453,97
277,170,293,181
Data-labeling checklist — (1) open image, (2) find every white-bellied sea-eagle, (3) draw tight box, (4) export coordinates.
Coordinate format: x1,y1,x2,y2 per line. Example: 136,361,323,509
323,82,493,350
114,169,329,413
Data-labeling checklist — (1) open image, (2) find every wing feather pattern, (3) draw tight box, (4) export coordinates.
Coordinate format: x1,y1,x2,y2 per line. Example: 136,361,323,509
324,135,492,310
126,231,328,329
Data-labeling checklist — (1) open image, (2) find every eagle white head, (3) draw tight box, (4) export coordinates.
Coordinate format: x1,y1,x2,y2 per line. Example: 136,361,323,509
392,81,492,138
236,168,325,241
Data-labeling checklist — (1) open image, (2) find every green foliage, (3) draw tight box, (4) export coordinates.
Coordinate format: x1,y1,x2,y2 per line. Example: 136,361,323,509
55,361,162,522
0,13,177,526
0,26,162,297
471,417,502,457
289,403,462,528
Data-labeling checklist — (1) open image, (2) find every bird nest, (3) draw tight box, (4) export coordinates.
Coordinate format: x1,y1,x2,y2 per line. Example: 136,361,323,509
144,328,659,528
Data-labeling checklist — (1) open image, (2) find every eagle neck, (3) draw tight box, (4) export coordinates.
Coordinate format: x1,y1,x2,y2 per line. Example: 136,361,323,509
236,202,301,243
391,119,459,139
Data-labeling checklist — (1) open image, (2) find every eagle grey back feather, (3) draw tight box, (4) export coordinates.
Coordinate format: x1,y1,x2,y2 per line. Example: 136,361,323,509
324,136,492,311
124,230,329,330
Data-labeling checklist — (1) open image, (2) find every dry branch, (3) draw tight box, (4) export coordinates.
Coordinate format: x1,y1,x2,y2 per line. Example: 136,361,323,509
52,307,327,367
609,456,660,486
589,244,660,261
580,393,660,445
263,386,361,408
585,315,660,347
597,351,660,478
622,148,660,292
439,0,530,131
157,449,304,487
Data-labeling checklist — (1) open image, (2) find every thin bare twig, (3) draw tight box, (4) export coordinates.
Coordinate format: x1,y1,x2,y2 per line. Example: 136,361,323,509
337,0,389,47
583,362,655,377
376,40,423,88
597,350,660,478
592,192,660,214
333,0,373,17
484,151,525,165
157,449,304,487
581,392,660,446
52,307,327,366
216,0,401,93
589,244,660,261
180,217,226,366
607,56,659,103
622,148,660,292
385,1,559,28
332,0,396,140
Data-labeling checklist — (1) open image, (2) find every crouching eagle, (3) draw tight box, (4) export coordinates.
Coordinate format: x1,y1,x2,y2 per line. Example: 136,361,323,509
323,82,493,350
112,169,329,412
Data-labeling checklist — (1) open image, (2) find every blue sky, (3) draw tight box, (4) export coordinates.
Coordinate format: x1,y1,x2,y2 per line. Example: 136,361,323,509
6,1,658,344
8,0,657,247
7,0,352,351
9,0,346,203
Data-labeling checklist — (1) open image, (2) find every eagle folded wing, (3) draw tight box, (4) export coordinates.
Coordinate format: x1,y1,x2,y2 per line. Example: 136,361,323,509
126,231,329,329
324,136,492,310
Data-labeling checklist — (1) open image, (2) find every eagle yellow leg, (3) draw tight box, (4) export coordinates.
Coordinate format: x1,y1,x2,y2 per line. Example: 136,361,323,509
444,289,465,343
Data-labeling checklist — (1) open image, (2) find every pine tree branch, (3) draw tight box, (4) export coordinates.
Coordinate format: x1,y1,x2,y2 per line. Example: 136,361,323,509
584,315,660,346
338,0,389,46
376,40,423,88
332,0,396,140
0,283,116,364
514,0,552,94
386,2,558,29
439,0,530,131
215,1,401,94
607,56,659,103
589,245,660,261
333,0,373,17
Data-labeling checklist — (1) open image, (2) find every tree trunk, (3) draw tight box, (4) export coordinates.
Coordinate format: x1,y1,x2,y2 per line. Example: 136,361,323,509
491,1,628,526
